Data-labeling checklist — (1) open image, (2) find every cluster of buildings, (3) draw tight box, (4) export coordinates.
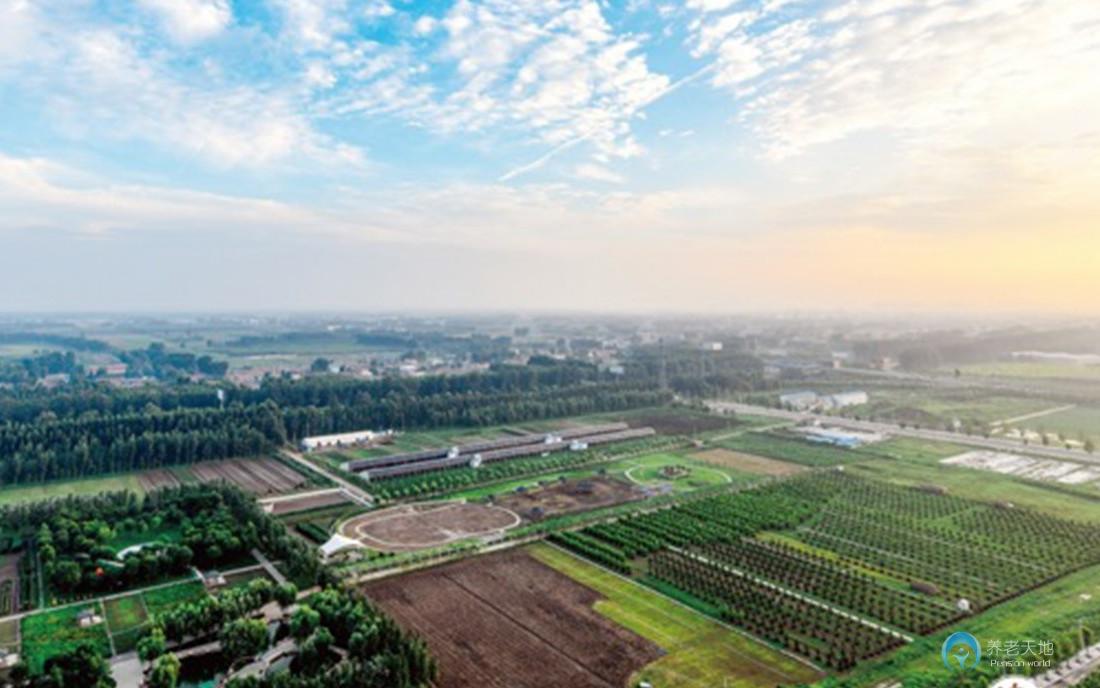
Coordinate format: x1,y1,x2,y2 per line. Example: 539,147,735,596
779,390,869,412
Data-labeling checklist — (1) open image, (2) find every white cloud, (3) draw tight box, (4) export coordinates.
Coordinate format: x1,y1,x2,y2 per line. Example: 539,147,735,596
575,163,625,183
363,1,395,21
323,0,669,179
137,0,232,43
413,16,437,35
25,24,361,168
273,0,350,51
688,0,1100,163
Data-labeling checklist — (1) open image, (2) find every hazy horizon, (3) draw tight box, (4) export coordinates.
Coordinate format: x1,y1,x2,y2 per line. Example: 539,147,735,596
3,0,1098,314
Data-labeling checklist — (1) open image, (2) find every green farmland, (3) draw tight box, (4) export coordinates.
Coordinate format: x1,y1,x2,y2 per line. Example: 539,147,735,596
21,605,112,673
528,543,822,688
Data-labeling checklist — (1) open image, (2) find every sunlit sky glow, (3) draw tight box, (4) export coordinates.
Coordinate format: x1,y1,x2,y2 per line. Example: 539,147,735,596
2,0,1098,313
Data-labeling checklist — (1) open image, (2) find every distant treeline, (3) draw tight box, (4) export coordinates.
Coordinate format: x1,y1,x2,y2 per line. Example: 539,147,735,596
0,334,228,385
0,354,766,486
851,326,1100,370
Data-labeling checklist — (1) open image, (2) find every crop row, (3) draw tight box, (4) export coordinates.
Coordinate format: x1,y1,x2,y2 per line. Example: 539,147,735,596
698,539,960,635
649,549,904,671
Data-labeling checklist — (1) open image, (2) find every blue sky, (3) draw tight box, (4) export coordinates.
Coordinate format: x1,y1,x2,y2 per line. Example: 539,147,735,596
2,0,1098,313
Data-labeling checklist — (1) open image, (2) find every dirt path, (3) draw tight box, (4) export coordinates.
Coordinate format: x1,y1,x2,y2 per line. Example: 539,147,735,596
993,404,1076,426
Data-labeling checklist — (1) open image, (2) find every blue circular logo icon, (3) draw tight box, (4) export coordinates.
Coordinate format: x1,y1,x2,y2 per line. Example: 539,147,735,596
942,631,981,670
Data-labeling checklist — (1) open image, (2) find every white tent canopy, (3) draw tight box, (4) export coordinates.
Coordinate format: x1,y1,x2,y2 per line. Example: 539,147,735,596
319,533,366,560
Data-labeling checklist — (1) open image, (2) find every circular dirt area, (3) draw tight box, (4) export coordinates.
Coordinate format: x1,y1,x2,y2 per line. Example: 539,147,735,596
340,501,521,552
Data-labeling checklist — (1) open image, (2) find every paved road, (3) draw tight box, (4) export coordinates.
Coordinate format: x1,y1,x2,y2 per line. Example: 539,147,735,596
250,549,288,587
994,404,1077,427
278,449,373,507
706,401,1100,466
1038,642,1100,686
257,487,345,505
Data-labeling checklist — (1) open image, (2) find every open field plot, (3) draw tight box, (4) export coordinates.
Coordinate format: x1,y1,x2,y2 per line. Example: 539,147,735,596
0,456,312,507
103,594,148,633
957,360,1100,382
21,604,112,673
224,569,272,589
341,501,521,552
552,471,1100,673
360,548,663,688
0,618,17,650
189,457,308,495
692,448,807,476
103,593,149,652
141,580,207,620
715,431,867,466
493,476,644,521
1008,404,1100,443
845,387,1053,429
0,473,146,506
528,543,822,688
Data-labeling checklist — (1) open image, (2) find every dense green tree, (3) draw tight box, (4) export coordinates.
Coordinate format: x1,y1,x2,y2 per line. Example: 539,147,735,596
220,618,269,662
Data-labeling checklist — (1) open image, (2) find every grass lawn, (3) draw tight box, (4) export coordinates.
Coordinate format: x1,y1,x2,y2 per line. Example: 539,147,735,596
861,437,973,464
957,361,1100,382
103,594,148,633
21,604,112,673
618,452,744,493
845,563,1100,686
528,543,822,688
108,523,182,553
1008,405,1100,442
142,580,207,620
0,473,145,507
224,569,272,589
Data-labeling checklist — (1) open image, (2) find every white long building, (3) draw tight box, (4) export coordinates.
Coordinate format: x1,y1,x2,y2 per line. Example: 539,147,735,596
300,430,390,452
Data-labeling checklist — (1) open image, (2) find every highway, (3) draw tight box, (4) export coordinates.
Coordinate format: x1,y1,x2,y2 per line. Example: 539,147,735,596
706,401,1100,466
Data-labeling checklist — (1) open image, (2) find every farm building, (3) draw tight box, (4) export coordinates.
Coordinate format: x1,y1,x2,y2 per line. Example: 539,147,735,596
821,390,869,409
779,391,819,410
76,608,103,628
300,429,391,452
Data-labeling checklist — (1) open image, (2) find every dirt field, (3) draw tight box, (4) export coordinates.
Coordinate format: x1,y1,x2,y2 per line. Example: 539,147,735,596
694,448,806,476
0,554,20,617
493,477,644,521
190,458,307,495
341,501,520,552
268,490,350,515
361,549,662,688
138,469,181,492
